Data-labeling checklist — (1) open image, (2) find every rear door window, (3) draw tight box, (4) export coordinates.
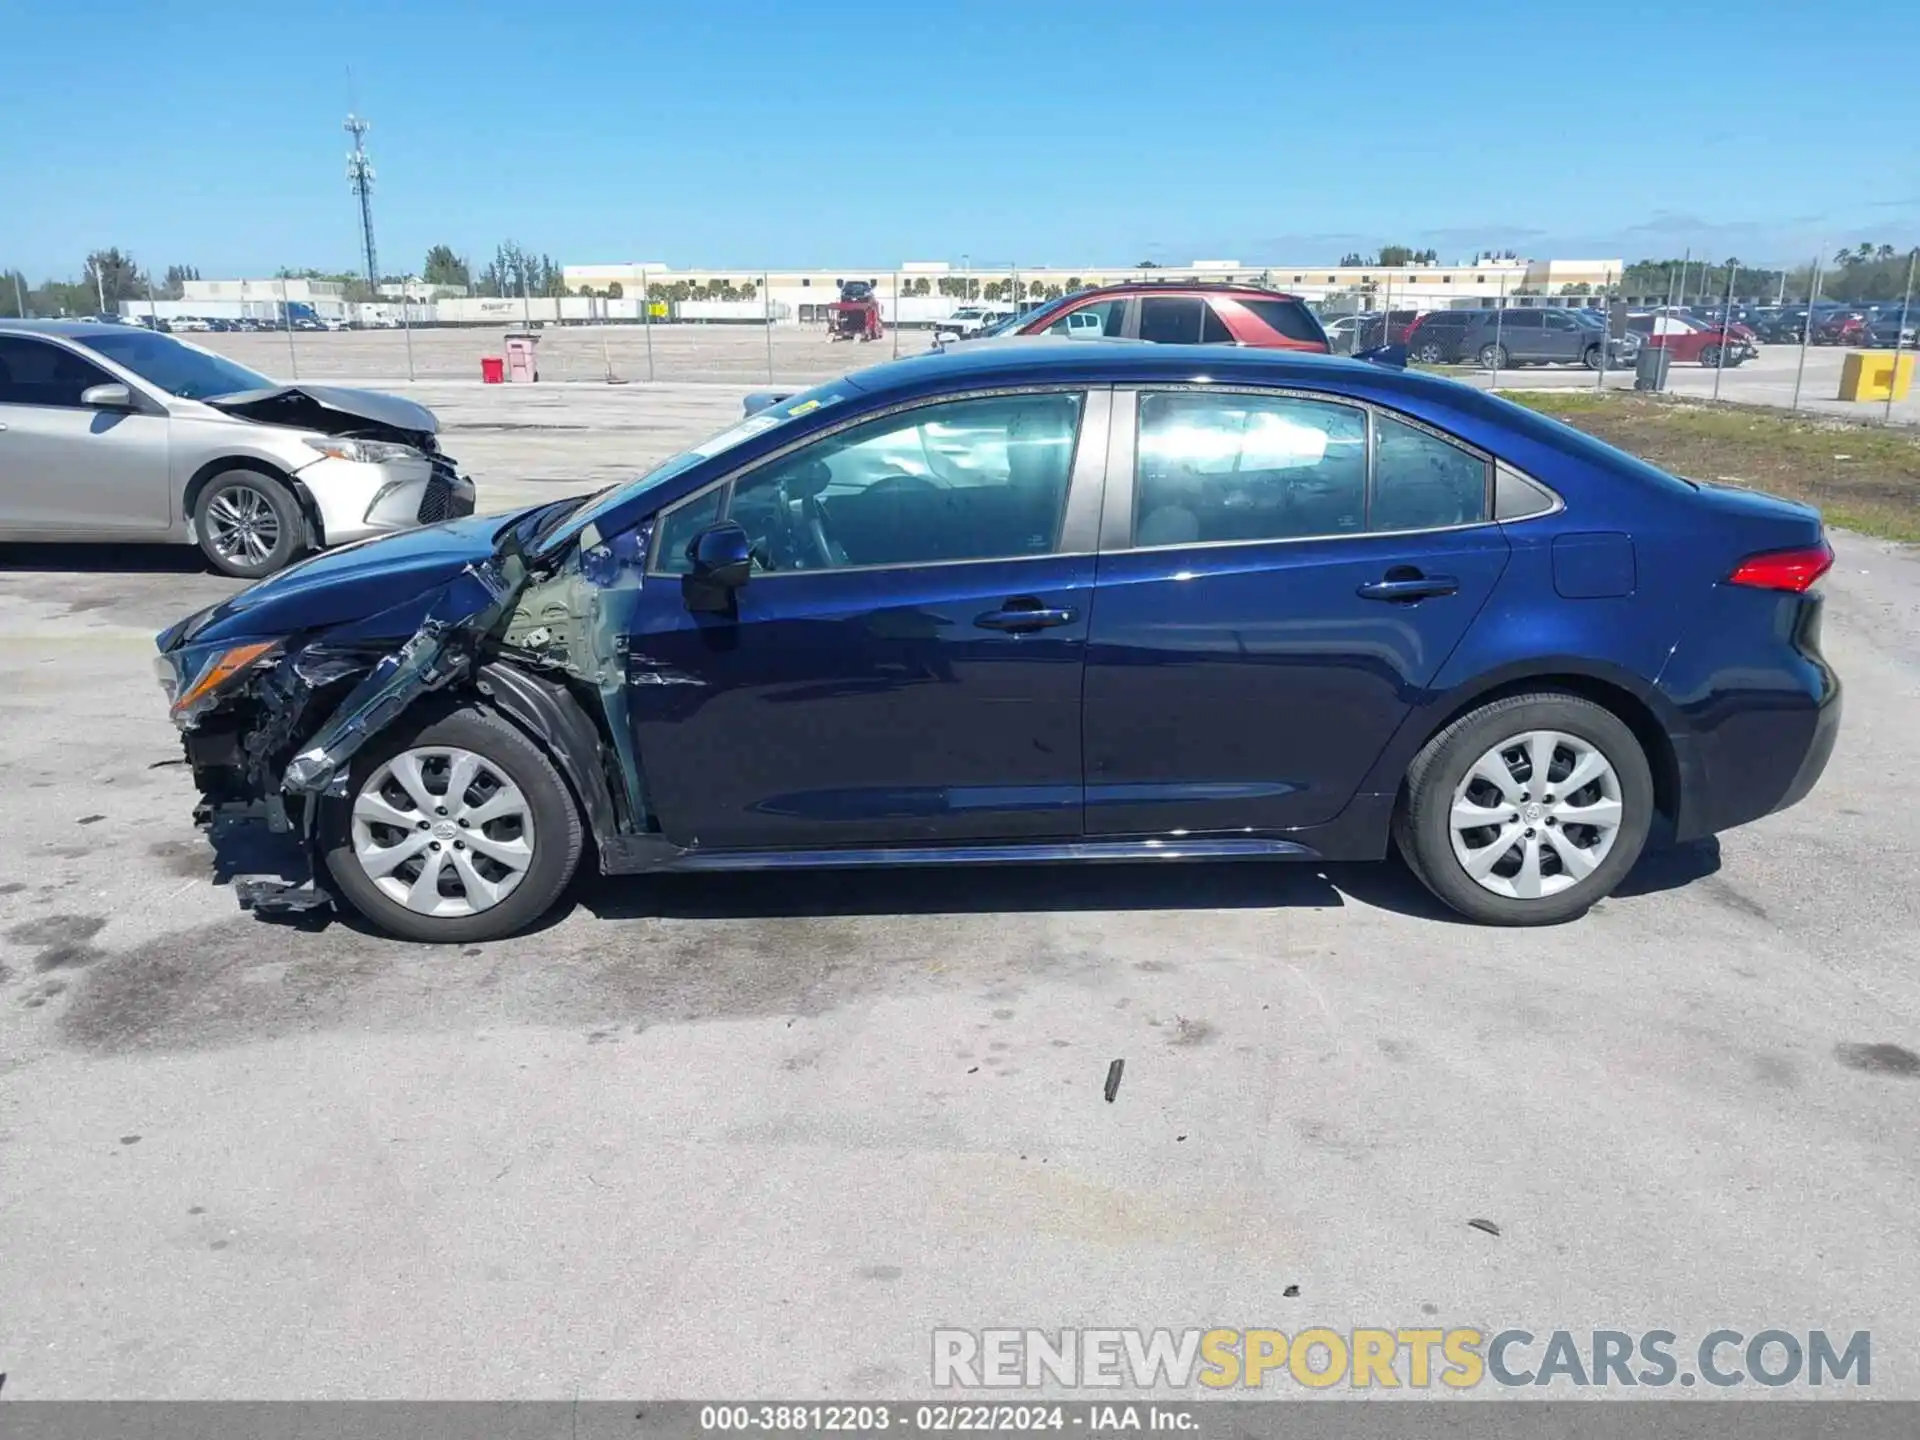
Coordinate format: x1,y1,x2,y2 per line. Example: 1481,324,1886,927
1135,391,1368,543
1200,303,1235,343
1138,297,1206,344
1371,415,1491,531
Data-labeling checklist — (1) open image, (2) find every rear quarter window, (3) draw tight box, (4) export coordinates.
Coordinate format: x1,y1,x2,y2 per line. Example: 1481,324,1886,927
1238,298,1328,345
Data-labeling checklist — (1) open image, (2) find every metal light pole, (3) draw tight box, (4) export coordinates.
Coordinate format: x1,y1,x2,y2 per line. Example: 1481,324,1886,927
597,291,614,383
281,278,298,378
11,270,25,318
1713,263,1737,401
764,270,774,383
1886,248,1917,425
1490,272,1507,388
1596,267,1612,392
1791,253,1822,412
402,275,416,382
892,271,901,358
641,266,655,382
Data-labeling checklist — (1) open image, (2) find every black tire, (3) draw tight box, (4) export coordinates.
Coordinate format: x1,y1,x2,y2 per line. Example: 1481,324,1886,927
1699,344,1722,368
194,468,304,578
1478,343,1508,370
1582,344,1605,371
1412,340,1446,364
1393,692,1654,926
319,703,584,943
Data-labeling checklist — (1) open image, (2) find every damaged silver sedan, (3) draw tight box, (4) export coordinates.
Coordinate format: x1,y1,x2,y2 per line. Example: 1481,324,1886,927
0,320,473,577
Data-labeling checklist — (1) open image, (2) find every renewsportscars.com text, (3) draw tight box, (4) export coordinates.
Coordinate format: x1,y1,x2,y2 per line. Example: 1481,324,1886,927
931,1327,1871,1390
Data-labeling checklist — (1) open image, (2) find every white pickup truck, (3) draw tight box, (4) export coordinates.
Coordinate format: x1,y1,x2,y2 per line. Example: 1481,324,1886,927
931,305,1017,344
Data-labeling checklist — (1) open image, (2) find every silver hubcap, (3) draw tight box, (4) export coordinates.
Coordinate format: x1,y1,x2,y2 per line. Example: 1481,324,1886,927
351,746,535,917
206,484,280,565
1449,730,1624,900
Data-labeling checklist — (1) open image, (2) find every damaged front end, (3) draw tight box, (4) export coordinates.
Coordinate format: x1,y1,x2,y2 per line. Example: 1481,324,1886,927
158,509,661,917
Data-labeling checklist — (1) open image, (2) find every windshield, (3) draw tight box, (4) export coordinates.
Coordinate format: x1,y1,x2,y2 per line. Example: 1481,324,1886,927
70,328,274,400
537,378,856,552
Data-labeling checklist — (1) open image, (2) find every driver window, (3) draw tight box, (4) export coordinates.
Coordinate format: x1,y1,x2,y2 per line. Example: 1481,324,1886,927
704,392,1084,573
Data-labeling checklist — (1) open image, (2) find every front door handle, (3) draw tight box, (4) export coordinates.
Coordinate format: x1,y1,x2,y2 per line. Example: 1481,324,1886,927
975,603,1078,632
1357,573,1458,602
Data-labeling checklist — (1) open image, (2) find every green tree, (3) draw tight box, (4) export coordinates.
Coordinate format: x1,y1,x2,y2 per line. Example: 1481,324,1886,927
422,244,471,289
83,247,146,310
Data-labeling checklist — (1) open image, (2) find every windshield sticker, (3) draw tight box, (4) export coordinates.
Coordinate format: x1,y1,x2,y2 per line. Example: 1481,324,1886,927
689,413,782,456
785,393,844,418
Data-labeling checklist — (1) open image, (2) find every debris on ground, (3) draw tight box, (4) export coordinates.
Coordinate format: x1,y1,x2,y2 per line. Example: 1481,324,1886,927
1468,1217,1502,1237
1103,1059,1124,1103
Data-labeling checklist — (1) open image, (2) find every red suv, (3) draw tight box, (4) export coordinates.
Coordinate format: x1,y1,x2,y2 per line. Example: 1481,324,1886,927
966,283,1329,352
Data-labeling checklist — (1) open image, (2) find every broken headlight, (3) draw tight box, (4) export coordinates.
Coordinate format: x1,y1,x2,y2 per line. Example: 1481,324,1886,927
157,638,284,727
301,436,423,465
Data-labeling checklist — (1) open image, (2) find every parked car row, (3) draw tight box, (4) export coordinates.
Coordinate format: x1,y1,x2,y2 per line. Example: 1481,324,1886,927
1706,300,1916,348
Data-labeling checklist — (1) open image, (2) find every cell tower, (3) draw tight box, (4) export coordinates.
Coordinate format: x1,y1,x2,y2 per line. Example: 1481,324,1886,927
345,113,378,294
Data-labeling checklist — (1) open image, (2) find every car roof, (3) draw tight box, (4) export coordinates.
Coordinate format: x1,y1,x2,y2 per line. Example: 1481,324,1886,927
0,318,131,338
1064,280,1309,301
842,340,1472,407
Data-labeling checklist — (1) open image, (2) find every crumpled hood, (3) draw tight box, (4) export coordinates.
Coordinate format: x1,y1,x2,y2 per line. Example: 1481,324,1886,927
206,383,439,442
165,513,505,649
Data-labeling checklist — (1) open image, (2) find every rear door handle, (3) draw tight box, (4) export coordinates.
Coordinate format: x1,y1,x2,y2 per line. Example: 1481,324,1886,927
1357,575,1458,602
975,605,1078,632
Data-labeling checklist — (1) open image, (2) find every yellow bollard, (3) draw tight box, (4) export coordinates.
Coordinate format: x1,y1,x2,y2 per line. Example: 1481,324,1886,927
1838,350,1914,402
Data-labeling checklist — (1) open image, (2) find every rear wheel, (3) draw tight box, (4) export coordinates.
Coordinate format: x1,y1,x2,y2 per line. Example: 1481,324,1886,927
1395,693,1654,926
194,469,303,578
1412,340,1446,364
320,704,584,943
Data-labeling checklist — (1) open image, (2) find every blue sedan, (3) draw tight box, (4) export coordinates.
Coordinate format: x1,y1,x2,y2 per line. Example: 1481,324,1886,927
155,343,1841,942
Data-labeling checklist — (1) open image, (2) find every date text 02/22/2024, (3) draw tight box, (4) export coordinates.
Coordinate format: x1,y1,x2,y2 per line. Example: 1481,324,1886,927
694,1403,1199,1435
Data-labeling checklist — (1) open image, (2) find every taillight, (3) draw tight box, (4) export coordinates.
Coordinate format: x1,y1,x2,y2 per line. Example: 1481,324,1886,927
1727,540,1833,592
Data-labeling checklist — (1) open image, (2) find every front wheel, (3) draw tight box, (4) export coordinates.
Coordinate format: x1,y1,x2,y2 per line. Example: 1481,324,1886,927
195,469,304,578
1477,343,1509,370
1699,344,1723,368
320,704,584,943
1582,344,1605,370
1394,693,1654,926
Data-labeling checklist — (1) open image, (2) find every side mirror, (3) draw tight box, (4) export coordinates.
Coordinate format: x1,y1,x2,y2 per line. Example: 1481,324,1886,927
681,521,752,613
80,382,135,409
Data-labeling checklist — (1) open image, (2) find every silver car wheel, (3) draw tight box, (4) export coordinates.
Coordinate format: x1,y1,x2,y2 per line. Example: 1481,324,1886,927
351,746,535,918
1448,730,1624,901
205,483,281,566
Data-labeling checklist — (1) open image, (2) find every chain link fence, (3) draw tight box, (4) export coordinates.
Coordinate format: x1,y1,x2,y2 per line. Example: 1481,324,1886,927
16,252,1917,422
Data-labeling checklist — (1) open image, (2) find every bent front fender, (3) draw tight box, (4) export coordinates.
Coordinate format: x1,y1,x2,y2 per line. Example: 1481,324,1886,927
281,554,526,797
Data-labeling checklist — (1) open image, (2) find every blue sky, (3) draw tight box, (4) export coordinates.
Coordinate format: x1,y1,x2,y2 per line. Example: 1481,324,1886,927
6,0,1917,279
